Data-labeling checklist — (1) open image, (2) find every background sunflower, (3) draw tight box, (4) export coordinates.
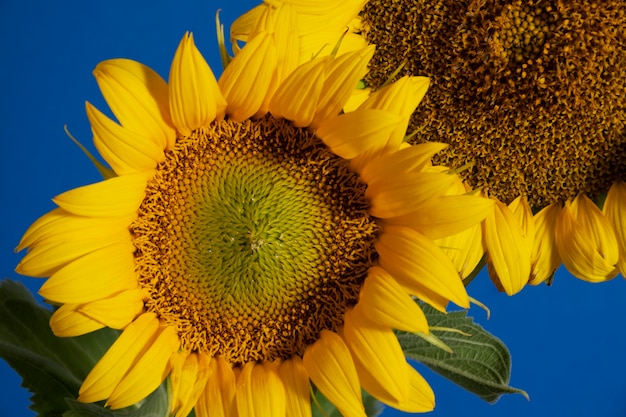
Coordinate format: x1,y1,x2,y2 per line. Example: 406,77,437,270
1,1,626,417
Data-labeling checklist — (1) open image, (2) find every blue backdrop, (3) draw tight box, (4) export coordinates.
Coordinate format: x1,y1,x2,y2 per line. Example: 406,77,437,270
1,1,625,416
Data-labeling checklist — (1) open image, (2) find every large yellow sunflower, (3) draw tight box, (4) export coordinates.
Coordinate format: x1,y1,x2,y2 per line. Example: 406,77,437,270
16,4,493,417
235,0,626,295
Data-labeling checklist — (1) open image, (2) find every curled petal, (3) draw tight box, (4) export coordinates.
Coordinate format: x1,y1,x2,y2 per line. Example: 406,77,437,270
87,102,165,175
556,194,619,282
529,203,561,285
603,181,626,276
169,32,226,136
482,200,531,295
219,32,277,121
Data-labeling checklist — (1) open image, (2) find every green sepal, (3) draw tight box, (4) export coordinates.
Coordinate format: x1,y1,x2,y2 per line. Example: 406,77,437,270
398,303,529,403
312,388,383,417
0,280,120,416
64,125,116,180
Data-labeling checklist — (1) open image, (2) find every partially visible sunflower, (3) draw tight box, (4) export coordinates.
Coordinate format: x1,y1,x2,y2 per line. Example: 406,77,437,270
236,0,626,294
16,4,493,417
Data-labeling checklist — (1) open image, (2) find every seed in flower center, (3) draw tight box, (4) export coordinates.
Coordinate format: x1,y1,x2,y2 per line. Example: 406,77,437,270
362,0,626,209
131,116,378,365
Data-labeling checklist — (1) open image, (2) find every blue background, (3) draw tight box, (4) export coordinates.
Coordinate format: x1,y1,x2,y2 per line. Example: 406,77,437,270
1,1,625,416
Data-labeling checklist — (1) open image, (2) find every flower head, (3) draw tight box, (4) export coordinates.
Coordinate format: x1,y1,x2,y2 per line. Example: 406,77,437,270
242,0,626,293
17,5,492,416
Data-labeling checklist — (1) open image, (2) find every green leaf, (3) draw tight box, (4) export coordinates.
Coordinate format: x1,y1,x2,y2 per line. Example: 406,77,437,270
0,280,120,417
398,303,529,403
312,389,383,417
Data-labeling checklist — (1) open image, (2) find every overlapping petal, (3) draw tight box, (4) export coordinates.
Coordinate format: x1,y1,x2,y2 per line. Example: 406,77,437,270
376,225,469,311
302,330,365,417
556,194,619,282
93,59,176,150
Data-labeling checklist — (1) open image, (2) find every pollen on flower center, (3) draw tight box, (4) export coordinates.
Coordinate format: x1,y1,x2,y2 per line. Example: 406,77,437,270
362,0,626,209
131,116,378,365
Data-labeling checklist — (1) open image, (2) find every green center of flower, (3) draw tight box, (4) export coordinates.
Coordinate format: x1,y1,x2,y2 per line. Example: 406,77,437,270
362,0,626,209
131,116,378,365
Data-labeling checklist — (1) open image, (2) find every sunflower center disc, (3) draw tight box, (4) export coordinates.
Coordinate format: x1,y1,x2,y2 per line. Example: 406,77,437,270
362,0,626,208
131,116,378,365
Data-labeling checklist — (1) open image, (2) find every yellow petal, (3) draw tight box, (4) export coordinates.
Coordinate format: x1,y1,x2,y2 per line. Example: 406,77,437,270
310,46,375,128
291,0,366,35
366,172,457,219
556,194,619,282
219,32,277,122
16,208,66,251
236,361,286,417
86,101,165,175
49,303,106,337
269,55,330,127
482,200,531,295
79,312,159,403
316,109,402,160
375,226,469,310
17,208,131,250
436,223,485,280
302,330,365,417
381,367,435,413
169,32,226,136
94,59,176,150
196,356,237,417
169,352,212,417
78,288,146,329
299,31,368,63
343,308,410,404
108,325,179,409
358,76,430,117
16,212,132,278
39,241,137,304
359,142,448,185
249,3,299,82
52,171,151,217
230,5,264,43
383,193,494,239
603,181,626,276
529,203,561,285
278,357,311,417
355,266,428,333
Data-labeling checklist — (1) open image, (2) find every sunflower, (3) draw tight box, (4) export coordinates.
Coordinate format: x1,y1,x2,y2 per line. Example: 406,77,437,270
236,0,626,294
16,5,493,417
